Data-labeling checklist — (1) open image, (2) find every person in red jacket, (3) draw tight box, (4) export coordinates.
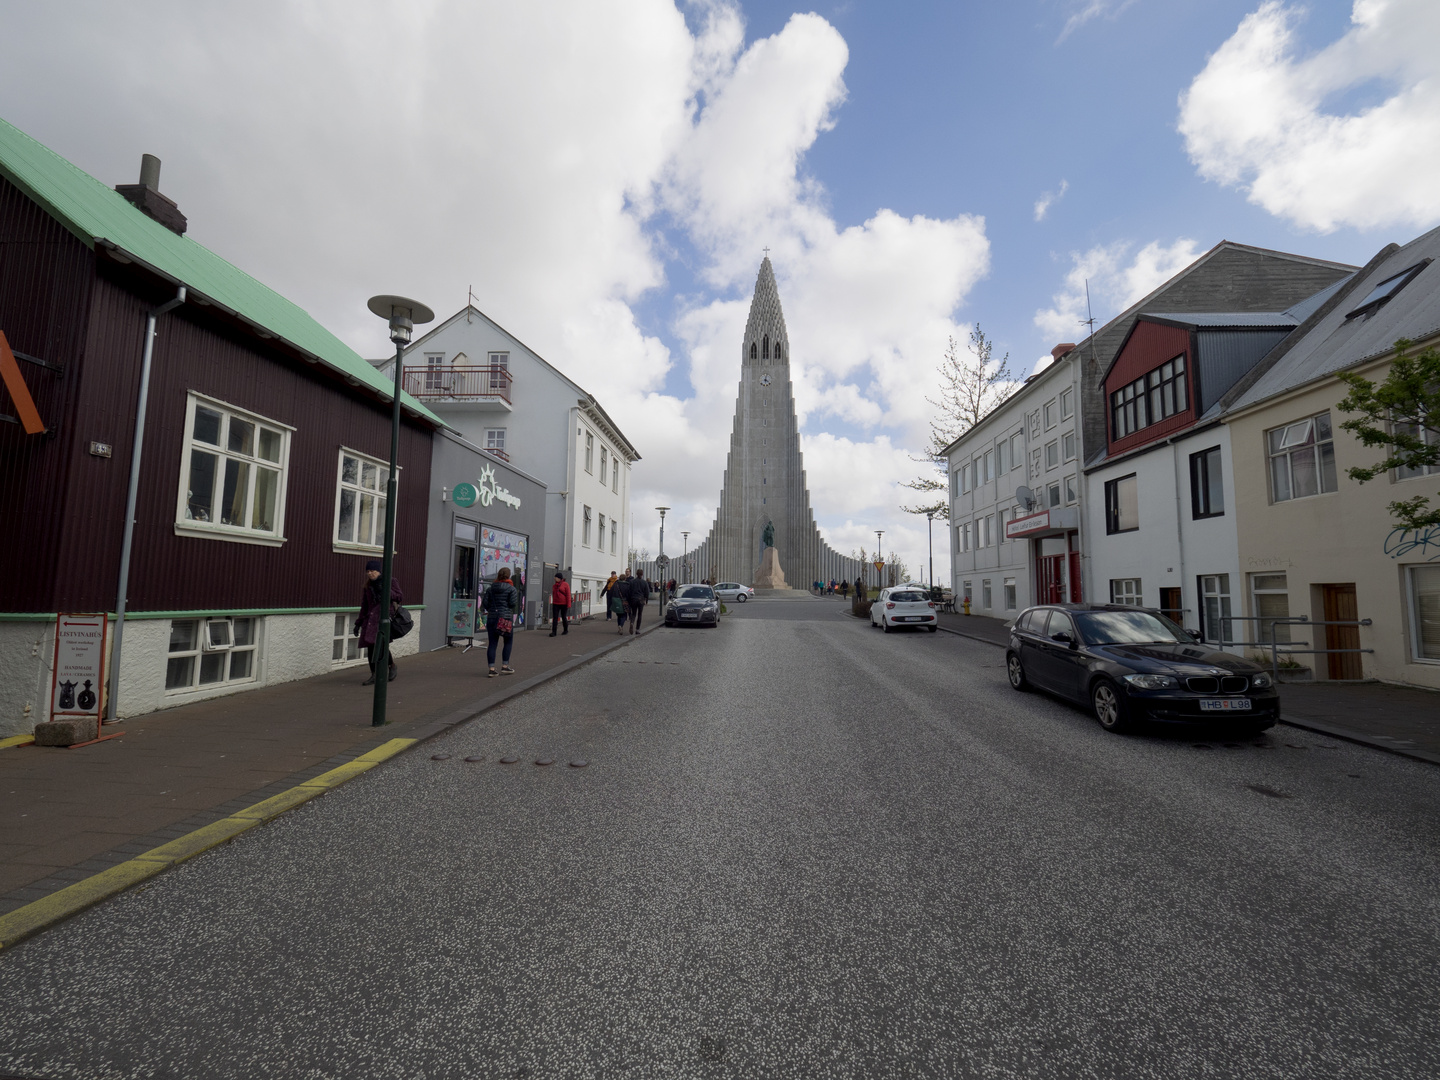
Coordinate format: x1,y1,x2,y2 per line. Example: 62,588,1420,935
549,571,572,636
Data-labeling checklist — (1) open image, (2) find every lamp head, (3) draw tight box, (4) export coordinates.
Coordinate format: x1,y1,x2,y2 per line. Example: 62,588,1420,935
367,294,435,347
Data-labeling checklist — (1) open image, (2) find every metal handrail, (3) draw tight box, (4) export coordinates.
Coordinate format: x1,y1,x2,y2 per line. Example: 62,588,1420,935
1198,614,1373,676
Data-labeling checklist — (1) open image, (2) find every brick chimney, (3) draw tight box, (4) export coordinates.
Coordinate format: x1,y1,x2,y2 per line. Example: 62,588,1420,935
1051,342,1076,361
116,154,187,235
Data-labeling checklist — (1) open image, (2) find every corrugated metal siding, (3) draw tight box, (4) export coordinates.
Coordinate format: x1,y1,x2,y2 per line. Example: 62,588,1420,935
0,175,94,611
50,265,433,613
1194,328,1291,414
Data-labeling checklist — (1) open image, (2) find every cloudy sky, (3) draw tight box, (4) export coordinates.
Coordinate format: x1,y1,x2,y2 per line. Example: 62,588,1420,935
5,0,1438,577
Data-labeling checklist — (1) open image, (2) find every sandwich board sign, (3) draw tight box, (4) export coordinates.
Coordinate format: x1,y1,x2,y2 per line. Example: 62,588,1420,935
50,613,108,735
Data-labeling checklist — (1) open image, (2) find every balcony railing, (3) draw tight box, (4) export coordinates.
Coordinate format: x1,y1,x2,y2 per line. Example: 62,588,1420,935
403,365,512,404
484,446,510,462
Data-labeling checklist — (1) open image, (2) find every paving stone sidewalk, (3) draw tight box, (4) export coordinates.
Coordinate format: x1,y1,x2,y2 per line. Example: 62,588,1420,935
0,611,648,914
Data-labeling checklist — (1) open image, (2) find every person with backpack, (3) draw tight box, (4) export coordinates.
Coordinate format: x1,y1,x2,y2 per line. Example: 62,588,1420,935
625,569,651,634
549,571,571,637
481,567,520,677
356,559,403,685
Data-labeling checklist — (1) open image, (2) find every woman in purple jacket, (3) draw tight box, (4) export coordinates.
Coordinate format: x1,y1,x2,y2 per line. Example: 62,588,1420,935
356,559,403,685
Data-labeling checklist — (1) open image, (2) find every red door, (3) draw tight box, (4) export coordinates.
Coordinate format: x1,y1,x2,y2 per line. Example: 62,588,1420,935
1037,554,1066,604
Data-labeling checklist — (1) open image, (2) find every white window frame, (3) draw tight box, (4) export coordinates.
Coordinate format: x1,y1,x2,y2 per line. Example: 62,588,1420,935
1250,572,1293,646
1044,400,1057,430
1394,419,1440,481
1063,431,1077,462
1063,473,1078,505
487,351,509,391
612,459,620,493
1110,578,1143,606
584,431,595,474
1407,565,1440,663
1004,576,1017,610
333,446,397,554
485,428,506,452
175,393,292,547
1267,411,1337,503
582,504,592,546
423,352,445,392
166,616,261,693
1200,573,1234,644
332,614,363,666
982,579,993,609
1045,440,1059,470
611,519,618,554
1060,388,1073,420
600,446,609,482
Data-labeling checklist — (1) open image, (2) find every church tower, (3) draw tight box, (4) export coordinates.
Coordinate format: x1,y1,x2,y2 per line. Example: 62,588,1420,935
685,258,861,589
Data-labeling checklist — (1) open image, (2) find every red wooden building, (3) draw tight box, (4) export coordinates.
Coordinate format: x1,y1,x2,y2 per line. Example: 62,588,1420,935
0,119,442,730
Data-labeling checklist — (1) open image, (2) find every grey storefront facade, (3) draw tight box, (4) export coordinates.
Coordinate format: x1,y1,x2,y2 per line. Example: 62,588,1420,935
422,430,548,652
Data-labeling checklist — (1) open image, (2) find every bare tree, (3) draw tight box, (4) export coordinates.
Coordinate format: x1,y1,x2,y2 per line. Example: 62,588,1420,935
902,325,1014,519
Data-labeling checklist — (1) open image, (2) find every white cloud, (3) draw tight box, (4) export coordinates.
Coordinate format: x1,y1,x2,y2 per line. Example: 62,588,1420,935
1033,179,1068,222
1034,238,1201,343
0,0,986,579
1057,0,1139,43
1179,0,1440,233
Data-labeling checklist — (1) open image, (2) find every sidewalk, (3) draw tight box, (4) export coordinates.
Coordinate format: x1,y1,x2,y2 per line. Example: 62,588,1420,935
0,611,649,915
932,608,1440,763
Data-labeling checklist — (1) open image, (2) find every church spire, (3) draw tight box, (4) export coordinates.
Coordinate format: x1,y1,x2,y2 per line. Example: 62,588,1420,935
743,256,789,365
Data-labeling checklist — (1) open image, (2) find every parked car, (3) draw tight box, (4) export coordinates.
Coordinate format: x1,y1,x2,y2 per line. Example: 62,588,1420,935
665,584,720,628
1006,603,1279,734
869,585,939,632
713,582,754,603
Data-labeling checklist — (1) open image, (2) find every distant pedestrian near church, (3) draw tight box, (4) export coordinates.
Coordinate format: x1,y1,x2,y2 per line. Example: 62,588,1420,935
550,571,571,637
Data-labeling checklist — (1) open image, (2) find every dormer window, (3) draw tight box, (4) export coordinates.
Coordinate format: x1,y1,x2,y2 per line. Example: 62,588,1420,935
1111,355,1187,440
1346,261,1430,320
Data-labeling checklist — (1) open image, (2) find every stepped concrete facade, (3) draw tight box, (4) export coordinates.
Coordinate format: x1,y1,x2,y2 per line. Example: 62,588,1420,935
683,259,863,589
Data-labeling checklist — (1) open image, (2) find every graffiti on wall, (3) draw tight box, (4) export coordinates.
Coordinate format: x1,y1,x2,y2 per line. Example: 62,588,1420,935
1384,525,1440,561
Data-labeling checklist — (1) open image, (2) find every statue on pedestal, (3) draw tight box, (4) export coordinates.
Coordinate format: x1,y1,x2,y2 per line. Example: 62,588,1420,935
754,520,788,589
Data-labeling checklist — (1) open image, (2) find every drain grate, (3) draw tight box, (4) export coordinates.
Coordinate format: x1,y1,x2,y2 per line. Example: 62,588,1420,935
698,1035,727,1062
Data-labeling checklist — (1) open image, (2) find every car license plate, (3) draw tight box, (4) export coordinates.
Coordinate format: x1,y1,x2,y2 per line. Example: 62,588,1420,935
681,612,699,619
1200,698,1251,711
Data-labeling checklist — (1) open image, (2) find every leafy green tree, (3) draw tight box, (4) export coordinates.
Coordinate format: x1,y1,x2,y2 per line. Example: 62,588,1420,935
902,325,1014,519
1336,338,1440,529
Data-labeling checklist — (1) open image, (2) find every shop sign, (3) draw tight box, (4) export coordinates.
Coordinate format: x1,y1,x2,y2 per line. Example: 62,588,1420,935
452,465,522,512
453,482,478,508
51,613,108,722
1006,510,1051,539
448,599,476,638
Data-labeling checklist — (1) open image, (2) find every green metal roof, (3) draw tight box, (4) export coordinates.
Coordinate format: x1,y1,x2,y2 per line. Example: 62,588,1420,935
0,115,441,425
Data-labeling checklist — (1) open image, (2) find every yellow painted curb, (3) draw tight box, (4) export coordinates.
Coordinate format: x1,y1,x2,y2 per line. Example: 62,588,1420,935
0,735,35,751
0,736,420,951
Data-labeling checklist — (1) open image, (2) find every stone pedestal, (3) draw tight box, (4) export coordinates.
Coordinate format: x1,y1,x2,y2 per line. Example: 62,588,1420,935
753,547,788,589
34,718,95,746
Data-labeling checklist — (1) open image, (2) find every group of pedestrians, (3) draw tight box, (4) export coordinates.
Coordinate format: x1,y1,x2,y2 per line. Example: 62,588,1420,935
357,562,659,686
601,569,652,634
811,579,851,598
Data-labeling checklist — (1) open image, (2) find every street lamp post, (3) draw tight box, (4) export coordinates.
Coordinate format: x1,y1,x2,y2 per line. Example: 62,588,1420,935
366,294,434,727
875,529,884,591
655,505,670,602
681,530,689,583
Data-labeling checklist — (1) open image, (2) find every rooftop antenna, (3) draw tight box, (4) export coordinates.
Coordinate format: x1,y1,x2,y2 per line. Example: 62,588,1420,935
1081,278,1098,345
466,285,477,323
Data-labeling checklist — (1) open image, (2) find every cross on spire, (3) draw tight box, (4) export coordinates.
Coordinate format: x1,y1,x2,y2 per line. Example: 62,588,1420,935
763,246,770,257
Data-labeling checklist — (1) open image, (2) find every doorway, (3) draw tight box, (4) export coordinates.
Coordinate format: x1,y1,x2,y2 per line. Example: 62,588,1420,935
1321,583,1362,679
1160,587,1183,628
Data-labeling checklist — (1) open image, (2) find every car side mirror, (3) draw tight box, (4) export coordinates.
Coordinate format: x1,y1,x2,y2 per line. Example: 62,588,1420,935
1051,631,1075,647
1186,629,1202,642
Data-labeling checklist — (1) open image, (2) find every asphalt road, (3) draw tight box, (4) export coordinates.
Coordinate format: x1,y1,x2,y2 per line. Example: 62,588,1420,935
1,599,1438,1079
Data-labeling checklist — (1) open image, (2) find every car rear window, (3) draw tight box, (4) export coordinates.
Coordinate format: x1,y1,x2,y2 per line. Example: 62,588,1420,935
678,586,714,599
890,591,928,602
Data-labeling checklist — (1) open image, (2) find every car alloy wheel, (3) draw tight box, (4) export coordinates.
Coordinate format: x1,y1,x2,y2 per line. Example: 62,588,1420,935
882,619,892,633
736,594,747,603
1007,653,1028,691
1092,678,1130,733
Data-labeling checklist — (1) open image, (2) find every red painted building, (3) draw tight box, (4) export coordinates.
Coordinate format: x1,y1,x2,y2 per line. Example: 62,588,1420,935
0,119,441,730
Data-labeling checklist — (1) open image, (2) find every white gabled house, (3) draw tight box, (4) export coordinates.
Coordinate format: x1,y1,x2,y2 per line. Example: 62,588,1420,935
378,306,639,618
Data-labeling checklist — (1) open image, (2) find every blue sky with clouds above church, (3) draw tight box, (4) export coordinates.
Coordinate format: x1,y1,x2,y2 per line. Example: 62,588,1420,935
4,0,1438,575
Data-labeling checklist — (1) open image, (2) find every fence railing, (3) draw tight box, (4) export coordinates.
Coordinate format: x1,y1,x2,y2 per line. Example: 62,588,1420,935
403,365,512,404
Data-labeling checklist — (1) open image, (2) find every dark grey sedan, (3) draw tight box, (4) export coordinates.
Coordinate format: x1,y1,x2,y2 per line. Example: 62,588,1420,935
664,584,720,628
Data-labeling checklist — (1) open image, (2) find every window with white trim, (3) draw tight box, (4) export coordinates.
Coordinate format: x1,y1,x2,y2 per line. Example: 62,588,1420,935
1060,388,1073,420
583,504,592,546
334,448,393,552
1250,573,1292,645
611,520,618,553
485,428,506,452
166,617,259,692
982,579,993,609
598,512,606,544
1045,440,1059,470
1267,411,1337,502
1109,578,1143,606
1044,400,1057,429
1408,565,1440,661
1063,431,1076,462
177,394,290,543
1200,573,1234,644
600,446,609,481
424,352,445,391
487,351,509,391
1009,431,1024,470
1064,474,1077,505
1004,577,1017,610
584,431,594,473
1047,481,1061,508
612,459,620,492
1394,419,1440,480
332,614,362,664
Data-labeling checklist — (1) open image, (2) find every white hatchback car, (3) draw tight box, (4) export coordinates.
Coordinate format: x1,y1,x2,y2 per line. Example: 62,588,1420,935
870,585,939,632
713,582,754,603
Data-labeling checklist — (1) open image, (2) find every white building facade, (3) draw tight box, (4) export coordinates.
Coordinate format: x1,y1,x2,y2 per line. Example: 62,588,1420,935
945,349,1085,619
383,307,639,618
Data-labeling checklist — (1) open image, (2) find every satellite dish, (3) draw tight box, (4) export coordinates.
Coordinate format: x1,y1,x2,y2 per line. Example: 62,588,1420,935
1015,485,1034,512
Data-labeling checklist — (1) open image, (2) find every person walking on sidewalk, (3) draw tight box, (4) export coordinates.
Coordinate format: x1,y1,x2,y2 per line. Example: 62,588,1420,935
550,572,572,637
356,559,402,685
481,567,520,677
601,571,619,621
625,569,651,634
612,571,631,633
